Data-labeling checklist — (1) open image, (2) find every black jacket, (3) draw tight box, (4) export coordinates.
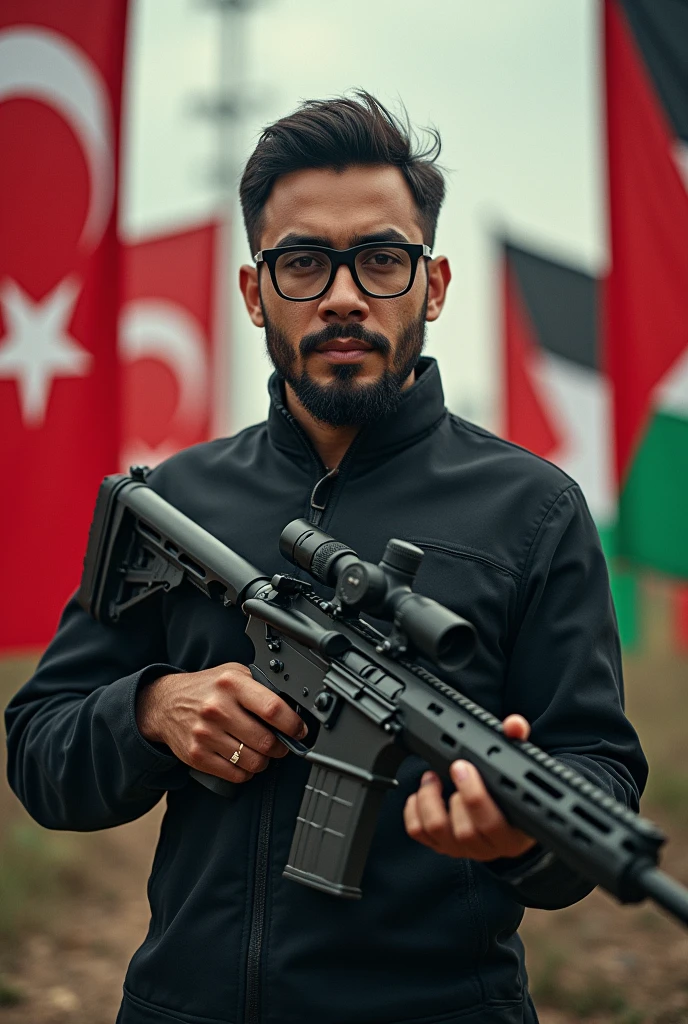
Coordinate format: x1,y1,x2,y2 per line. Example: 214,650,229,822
5,358,647,1024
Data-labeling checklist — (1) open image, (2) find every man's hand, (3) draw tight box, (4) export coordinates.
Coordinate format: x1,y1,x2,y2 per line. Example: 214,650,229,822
136,663,308,784
402,714,537,861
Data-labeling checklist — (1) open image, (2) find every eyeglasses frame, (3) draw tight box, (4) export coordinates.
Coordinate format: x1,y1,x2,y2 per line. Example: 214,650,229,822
253,241,433,301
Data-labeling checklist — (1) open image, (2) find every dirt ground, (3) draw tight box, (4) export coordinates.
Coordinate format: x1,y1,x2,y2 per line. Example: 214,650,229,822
0,807,163,1024
0,579,687,1024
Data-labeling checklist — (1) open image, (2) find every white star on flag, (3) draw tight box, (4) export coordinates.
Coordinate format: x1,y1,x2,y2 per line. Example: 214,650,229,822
0,277,93,427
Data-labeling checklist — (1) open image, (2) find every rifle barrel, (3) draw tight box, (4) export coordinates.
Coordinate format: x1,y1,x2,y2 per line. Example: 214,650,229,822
636,866,688,927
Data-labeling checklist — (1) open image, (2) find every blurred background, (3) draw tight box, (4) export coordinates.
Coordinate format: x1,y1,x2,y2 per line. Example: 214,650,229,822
0,1,687,1021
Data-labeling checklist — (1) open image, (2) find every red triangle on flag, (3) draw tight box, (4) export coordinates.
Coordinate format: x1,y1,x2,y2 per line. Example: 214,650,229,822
503,258,563,462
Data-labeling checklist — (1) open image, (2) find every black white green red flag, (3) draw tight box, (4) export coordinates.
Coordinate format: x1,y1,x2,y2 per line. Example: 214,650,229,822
501,241,637,645
604,0,688,579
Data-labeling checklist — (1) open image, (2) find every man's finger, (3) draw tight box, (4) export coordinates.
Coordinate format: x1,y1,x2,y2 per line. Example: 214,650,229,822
449,761,506,841
502,714,530,740
403,793,434,847
188,747,255,784
226,707,293,758
447,792,495,860
414,772,455,848
450,759,537,858
234,676,308,740
211,733,270,774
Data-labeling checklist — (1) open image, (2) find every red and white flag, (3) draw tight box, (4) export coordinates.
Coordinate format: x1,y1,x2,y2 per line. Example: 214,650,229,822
0,1,128,650
119,220,221,471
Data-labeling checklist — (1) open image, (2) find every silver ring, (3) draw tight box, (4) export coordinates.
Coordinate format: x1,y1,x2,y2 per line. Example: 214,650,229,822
229,742,244,766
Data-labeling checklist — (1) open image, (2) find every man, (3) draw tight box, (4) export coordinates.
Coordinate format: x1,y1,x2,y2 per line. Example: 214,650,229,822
6,93,646,1024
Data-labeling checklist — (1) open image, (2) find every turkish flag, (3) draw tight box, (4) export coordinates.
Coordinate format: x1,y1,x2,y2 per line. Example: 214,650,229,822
0,2,128,650
119,221,221,470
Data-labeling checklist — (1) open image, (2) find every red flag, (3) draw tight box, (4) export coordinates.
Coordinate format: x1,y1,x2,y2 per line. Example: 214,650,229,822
0,2,128,650
119,221,221,470
603,0,688,483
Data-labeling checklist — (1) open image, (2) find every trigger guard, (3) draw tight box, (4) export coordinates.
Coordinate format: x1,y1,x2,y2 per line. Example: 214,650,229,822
274,729,310,757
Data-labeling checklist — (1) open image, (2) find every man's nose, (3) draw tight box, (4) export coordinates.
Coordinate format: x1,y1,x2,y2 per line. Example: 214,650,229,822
317,264,369,321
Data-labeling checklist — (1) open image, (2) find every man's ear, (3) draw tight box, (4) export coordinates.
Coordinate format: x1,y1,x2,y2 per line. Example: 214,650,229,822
239,264,265,328
425,256,451,323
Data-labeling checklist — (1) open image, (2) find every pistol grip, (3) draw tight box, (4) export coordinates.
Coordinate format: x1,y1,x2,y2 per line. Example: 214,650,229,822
189,768,240,800
188,661,306,798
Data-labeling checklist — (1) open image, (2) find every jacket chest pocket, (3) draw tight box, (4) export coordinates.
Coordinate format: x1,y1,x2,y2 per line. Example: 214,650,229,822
404,542,520,718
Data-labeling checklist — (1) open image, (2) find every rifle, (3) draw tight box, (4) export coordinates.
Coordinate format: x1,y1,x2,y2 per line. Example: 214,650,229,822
77,469,688,927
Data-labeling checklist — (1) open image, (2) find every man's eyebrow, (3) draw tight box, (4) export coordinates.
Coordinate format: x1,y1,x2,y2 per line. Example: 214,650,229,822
273,233,332,248
271,228,412,249
349,229,411,246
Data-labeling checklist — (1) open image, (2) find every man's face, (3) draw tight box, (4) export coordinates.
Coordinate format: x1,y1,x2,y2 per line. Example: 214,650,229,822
239,164,450,427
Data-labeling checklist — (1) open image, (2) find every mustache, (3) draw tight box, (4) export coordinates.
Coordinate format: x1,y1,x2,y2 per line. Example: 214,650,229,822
299,323,392,357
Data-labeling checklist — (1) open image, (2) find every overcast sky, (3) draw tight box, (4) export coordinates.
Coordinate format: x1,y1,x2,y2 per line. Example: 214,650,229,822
122,0,603,434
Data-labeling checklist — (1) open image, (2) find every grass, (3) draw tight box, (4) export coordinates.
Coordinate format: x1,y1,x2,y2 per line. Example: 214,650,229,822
530,949,642,1021
644,770,688,817
0,656,88,957
0,973,24,1007
0,819,81,947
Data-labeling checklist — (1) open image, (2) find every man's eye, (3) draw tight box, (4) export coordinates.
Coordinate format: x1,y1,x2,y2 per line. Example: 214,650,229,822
285,256,323,270
363,251,402,267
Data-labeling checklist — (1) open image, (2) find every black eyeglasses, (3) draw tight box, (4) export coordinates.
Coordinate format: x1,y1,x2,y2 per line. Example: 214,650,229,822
253,241,432,301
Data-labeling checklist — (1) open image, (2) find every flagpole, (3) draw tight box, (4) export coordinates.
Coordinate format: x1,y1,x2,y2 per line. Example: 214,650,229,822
194,0,264,439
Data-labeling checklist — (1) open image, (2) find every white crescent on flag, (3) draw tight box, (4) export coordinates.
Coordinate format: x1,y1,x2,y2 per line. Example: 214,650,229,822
0,26,114,250
119,298,209,442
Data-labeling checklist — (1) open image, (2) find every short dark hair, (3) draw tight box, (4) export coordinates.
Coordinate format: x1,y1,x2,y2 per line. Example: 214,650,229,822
239,91,446,254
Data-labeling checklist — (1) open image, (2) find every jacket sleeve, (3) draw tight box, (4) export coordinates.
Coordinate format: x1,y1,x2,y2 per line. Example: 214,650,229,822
483,483,648,909
4,588,190,832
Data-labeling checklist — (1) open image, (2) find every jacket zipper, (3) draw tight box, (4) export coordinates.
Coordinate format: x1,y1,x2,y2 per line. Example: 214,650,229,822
309,466,339,526
243,403,364,1023
244,765,277,1024
276,401,365,527
308,434,366,526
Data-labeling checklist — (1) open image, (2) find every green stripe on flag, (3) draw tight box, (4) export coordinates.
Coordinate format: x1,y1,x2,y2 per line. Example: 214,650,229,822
619,412,688,579
598,522,638,650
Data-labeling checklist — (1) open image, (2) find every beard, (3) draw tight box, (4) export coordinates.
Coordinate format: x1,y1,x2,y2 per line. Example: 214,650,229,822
263,295,428,428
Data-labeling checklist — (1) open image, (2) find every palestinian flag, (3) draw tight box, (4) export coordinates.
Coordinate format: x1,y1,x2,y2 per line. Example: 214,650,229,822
502,241,637,645
604,0,688,579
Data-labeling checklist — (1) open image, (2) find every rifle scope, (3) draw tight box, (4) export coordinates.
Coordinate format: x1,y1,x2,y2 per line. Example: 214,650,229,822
280,520,476,674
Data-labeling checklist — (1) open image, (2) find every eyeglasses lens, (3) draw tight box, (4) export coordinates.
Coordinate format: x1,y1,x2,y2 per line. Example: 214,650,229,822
355,247,412,297
275,251,331,299
274,247,413,299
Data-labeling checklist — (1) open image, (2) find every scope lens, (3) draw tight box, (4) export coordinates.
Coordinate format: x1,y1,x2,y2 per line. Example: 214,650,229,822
436,624,476,672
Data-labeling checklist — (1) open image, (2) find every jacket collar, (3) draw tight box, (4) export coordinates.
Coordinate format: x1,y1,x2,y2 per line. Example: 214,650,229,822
266,356,447,465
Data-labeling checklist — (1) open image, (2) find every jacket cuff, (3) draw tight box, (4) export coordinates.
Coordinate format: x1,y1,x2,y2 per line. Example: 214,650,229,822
481,844,595,909
128,663,184,766
483,844,554,886
96,663,189,791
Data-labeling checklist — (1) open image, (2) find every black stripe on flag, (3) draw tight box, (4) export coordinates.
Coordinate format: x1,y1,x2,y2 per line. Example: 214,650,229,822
619,0,688,145
505,243,598,372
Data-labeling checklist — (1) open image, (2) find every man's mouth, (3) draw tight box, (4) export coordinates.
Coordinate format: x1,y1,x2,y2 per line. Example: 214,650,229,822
316,338,374,362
